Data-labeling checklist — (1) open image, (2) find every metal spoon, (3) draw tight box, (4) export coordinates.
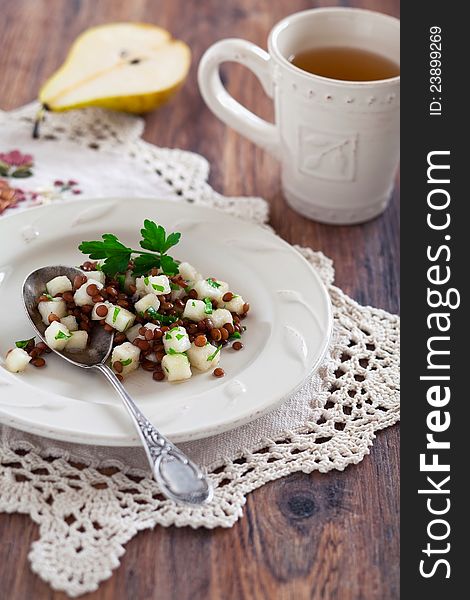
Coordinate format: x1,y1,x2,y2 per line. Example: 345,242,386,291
22,265,213,506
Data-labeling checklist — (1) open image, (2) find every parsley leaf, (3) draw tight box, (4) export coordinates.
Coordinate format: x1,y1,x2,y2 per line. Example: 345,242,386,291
121,358,132,366
145,307,177,324
79,219,181,277
207,344,222,361
15,337,35,349
55,330,72,340
203,298,213,314
133,254,161,277
160,254,179,276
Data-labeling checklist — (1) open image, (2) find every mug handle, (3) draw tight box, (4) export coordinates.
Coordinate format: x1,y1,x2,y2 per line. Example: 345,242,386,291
198,38,280,158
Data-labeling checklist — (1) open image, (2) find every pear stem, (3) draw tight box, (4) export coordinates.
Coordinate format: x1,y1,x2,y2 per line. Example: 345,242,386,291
32,105,47,139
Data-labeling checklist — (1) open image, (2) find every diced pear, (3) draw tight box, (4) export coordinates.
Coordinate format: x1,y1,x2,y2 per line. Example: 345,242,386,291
5,348,31,373
124,270,136,292
187,342,221,372
73,278,103,306
46,275,72,296
163,326,191,353
161,353,192,382
105,305,136,332
193,279,228,301
178,262,202,283
85,270,106,285
218,294,245,314
134,293,160,315
182,299,206,322
210,309,233,329
126,324,142,343
65,330,88,351
171,286,185,301
143,275,171,295
111,342,140,377
91,301,112,320
45,321,72,350
60,315,78,331
38,299,67,325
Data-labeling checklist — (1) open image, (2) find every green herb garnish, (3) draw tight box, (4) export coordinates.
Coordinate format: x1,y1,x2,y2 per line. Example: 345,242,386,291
184,286,192,293
79,219,181,277
15,337,35,349
112,307,121,323
55,330,72,340
230,332,242,339
170,282,180,291
167,348,178,355
176,333,185,340
203,298,213,314
44,293,54,301
207,344,222,362
144,276,150,285
121,358,132,366
117,274,125,290
165,332,172,340
152,283,165,292
206,278,221,289
145,307,177,324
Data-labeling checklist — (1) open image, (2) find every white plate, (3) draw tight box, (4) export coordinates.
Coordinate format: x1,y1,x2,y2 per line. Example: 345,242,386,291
0,198,332,445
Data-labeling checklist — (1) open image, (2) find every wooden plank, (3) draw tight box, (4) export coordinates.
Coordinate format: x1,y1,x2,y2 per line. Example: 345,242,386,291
0,1,400,598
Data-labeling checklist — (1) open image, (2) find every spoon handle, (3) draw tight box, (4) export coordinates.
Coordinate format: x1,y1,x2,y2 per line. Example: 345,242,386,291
95,363,213,505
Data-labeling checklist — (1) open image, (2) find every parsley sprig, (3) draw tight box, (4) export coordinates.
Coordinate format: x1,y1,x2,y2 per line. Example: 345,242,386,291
79,219,181,277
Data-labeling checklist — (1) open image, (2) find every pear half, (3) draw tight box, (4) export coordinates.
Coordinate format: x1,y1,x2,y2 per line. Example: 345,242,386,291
39,23,191,113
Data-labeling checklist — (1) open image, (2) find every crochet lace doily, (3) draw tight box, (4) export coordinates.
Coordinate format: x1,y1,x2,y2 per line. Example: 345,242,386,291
0,104,400,597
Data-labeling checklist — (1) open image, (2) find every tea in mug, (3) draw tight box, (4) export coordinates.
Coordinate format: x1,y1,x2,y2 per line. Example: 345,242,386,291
289,46,399,81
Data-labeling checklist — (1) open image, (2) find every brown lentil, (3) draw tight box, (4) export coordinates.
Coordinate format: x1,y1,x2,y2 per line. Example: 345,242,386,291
29,348,40,359
222,292,234,302
138,326,147,336
113,361,123,373
81,305,92,314
136,339,150,351
104,324,114,332
37,295,50,303
153,370,165,381
31,357,46,368
232,341,243,351
62,291,74,303
144,329,154,341
96,304,108,318
128,284,137,294
86,283,98,297
117,299,129,308
210,328,222,342
155,350,165,362
194,335,207,347
92,294,104,304
224,322,235,334
141,360,156,371
36,342,49,354
188,289,198,299
153,329,163,340
106,286,118,298
82,261,93,271
48,313,60,324
213,368,225,378
220,327,229,341
116,373,123,382
73,275,87,290
243,303,250,313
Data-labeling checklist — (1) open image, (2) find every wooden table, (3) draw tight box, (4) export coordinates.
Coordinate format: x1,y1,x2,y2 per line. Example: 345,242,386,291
0,1,399,598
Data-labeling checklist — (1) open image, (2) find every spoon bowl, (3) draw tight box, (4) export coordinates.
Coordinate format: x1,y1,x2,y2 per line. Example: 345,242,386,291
23,265,113,367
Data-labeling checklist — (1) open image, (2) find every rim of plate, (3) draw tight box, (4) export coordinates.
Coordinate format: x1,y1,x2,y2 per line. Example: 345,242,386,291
0,198,333,445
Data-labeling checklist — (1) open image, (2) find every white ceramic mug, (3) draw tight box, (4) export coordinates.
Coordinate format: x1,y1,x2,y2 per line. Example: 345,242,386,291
198,8,400,225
